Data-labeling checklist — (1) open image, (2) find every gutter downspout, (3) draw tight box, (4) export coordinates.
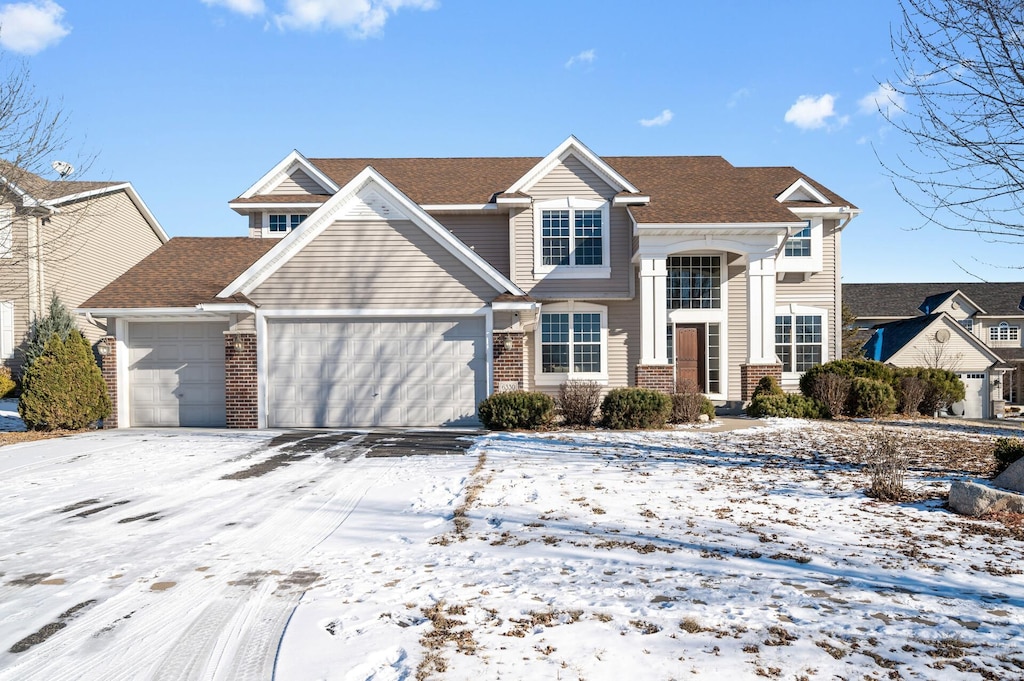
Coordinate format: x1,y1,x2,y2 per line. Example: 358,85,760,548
873,328,884,362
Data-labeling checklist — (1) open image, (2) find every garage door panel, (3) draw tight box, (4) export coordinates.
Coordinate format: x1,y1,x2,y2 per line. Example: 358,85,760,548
267,316,484,427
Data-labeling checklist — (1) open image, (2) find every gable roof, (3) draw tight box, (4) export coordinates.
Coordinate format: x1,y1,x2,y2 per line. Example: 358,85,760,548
506,135,640,195
220,166,525,299
80,237,276,310
845,283,1024,318
862,312,1004,365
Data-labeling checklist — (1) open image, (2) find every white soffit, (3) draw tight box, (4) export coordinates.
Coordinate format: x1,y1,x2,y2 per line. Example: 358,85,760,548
238,150,340,199
777,178,831,204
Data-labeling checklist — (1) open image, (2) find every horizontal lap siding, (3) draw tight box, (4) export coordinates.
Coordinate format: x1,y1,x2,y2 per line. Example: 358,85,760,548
250,218,492,308
513,156,632,298
893,320,993,372
776,221,839,362
268,169,324,195
438,213,510,278
0,213,29,374
727,265,747,400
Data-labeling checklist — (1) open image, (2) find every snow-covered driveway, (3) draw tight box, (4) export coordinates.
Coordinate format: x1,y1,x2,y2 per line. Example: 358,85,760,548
1,419,1023,680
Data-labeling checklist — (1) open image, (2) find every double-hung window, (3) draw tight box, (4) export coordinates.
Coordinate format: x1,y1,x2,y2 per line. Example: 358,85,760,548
776,313,824,373
784,221,812,257
537,303,607,382
268,214,307,233
535,198,609,277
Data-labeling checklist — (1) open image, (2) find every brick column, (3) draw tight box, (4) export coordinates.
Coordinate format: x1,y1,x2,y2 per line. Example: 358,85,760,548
98,336,117,429
740,364,782,400
636,364,674,393
493,331,525,392
225,333,258,428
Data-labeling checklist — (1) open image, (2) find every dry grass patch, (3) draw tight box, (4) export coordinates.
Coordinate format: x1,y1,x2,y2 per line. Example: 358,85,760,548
416,601,477,681
0,430,76,447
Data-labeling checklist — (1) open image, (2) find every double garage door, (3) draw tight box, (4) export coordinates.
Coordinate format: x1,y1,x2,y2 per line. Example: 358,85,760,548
267,317,485,428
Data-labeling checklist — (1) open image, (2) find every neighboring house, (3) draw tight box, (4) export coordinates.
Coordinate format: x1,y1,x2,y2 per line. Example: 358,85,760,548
845,283,1024,404
80,136,858,428
0,168,168,376
861,312,1009,419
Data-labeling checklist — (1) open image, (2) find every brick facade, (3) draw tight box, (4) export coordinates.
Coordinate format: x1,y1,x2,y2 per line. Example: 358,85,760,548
225,333,258,428
740,363,783,400
98,336,117,429
635,364,674,393
493,331,525,392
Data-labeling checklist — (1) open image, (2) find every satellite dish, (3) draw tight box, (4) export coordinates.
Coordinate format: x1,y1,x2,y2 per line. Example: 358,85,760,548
51,160,75,178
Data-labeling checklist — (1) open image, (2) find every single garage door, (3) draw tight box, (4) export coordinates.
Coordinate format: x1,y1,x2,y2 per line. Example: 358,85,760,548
128,322,227,427
267,317,485,427
954,372,988,419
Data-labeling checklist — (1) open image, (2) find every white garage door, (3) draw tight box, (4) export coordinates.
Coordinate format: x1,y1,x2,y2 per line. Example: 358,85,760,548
128,322,227,427
955,373,988,419
267,317,485,427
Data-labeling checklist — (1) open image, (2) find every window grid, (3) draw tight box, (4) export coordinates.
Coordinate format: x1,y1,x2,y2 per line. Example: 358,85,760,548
541,210,571,266
785,222,812,257
269,214,289,232
989,322,1020,342
541,312,603,375
776,314,823,373
573,313,602,373
667,256,721,309
573,210,603,266
707,323,720,394
960,319,974,333
541,313,570,373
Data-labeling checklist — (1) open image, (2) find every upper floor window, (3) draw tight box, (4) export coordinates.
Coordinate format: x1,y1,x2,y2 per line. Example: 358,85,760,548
784,221,812,257
268,214,307,233
534,198,610,278
536,302,607,383
959,319,974,333
776,314,823,372
667,256,721,309
990,322,1020,342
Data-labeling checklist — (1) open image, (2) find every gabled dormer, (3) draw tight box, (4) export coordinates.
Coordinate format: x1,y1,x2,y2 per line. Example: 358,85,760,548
775,177,857,277
918,289,984,335
229,151,339,238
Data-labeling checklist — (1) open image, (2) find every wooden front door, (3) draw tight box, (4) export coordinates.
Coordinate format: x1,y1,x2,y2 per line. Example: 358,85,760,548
675,325,706,393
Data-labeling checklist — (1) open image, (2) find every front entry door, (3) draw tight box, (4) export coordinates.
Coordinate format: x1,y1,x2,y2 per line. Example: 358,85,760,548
675,325,706,393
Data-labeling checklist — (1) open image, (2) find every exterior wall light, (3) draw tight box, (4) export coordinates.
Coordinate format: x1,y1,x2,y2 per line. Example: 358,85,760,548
503,336,514,351
232,335,245,352
97,339,111,356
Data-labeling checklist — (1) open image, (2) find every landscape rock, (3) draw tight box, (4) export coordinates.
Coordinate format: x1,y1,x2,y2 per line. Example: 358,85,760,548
948,480,1024,516
993,456,1024,493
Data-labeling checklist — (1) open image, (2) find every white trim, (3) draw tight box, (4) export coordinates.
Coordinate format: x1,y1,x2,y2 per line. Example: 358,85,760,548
786,206,861,221
421,204,498,211
777,178,831,205
75,306,215,317
637,222,803,231
534,301,609,385
46,183,169,244
219,167,524,299
257,311,268,429
259,307,488,318
115,318,129,428
195,303,257,314
0,207,11,259
495,197,532,206
533,196,611,279
492,300,540,311
774,304,829,380
229,202,325,211
0,301,13,360
507,135,640,195
777,217,823,273
238,150,339,199
612,195,650,206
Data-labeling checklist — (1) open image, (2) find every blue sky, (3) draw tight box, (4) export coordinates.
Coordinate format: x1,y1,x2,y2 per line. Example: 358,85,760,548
4,0,1022,283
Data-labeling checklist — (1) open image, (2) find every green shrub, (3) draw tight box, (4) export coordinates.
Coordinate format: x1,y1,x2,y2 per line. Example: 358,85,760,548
799,359,895,398
478,391,555,430
752,375,784,399
909,368,965,415
19,331,111,430
557,379,601,427
848,377,897,418
23,293,77,372
0,366,15,398
993,437,1024,477
601,388,672,430
746,392,825,419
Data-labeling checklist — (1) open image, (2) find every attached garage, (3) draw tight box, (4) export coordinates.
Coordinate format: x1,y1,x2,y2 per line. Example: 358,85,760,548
266,316,486,427
127,321,227,427
954,373,988,419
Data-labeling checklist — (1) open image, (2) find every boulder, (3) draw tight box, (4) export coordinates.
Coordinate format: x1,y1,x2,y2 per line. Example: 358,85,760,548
993,457,1024,494
948,480,1024,517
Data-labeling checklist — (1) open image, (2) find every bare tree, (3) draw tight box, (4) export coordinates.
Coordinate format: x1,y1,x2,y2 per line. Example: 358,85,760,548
885,0,1024,239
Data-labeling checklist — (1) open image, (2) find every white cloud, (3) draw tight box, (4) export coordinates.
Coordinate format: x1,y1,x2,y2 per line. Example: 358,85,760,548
858,82,906,118
201,0,267,16
275,0,437,37
639,109,674,127
0,0,69,55
727,87,752,109
565,48,595,69
784,94,847,131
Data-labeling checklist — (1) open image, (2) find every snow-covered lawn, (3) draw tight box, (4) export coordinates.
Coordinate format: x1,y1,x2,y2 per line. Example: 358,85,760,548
0,418,1022,680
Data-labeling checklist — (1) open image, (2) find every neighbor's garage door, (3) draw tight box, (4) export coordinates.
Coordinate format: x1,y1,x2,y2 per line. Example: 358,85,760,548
267,317,485,427
128,322,227,427
956,373,988,419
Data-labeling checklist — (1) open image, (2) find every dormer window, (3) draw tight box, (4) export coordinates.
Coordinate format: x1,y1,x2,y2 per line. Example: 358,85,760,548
534,197,610,279
268,214,307,233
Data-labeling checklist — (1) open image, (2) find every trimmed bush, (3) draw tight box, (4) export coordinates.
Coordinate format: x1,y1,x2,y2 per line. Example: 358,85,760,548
670,379,715,423
746,392,825,419
895,375,928,416
0,366,15,398
752,375,784,399
19,331,111,430
557,379,601,427
799,359,895,399
913,368,965,415
23,293,77,372
601,388,672,430
809,372,851,419
848,377,897,418
478,391,555,430
993,437,1024,477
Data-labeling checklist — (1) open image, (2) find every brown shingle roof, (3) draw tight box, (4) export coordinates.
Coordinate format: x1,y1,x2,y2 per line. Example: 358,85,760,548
263,156,856,224
81,237,276,309
1,162,123,201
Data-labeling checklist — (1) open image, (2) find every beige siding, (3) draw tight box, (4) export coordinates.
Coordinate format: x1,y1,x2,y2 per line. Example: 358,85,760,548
776,220,840,362
892,318,994,372
0,209,30,374
511,155,633,298
727,265,747,400
249,213,262,238
523,298,639,398
251,218,494,309
435,213,510,277
268,169,324,195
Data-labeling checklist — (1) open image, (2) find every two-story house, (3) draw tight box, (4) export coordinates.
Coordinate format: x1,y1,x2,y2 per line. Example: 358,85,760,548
1,167,167,376
80,137,857,428
845,283,1024,407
